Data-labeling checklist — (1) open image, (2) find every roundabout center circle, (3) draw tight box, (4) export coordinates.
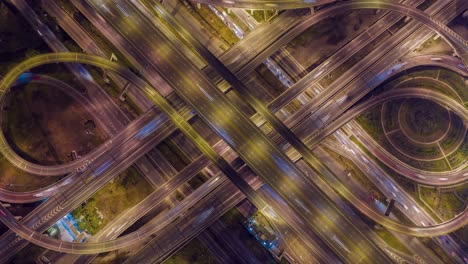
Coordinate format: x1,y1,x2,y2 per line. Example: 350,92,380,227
399,98,450,144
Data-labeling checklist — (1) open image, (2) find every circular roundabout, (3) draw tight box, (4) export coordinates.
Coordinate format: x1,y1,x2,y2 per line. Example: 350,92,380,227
381,96,467,169
399,98,451,144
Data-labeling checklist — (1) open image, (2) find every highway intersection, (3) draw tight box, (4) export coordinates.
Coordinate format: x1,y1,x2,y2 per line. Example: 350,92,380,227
0,0,466,263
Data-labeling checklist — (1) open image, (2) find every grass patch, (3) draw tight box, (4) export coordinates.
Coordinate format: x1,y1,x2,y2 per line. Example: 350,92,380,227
356,105,384,139
0,153,62,192
72,166,154,235
186,2,238,45
399,98,449,142
356,101,454,172
419,185,466,221
446,133,468,168
381,100,402,132
225,8,250,32
250,10,276,23
388,131,442,160
439,114,465,152
374,227,412,255
438,69,468,101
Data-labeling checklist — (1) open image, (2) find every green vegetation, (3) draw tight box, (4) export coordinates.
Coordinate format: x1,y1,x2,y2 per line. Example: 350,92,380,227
163,238,218,264
381,100,402,132
395,77,460,102
250,211,276,242
339,194,412,254
72,167,154,235
419,185,466,221
374,227,412,255
382,68,467,102
400,98,449,141
251,10,277,23
45,224,61,239
356,105,384,139
388,131,442,159
446,134,468,168
225,8,250,32
438,69,468,101
439,115,465,152
355,97,464,172
186,2,238,45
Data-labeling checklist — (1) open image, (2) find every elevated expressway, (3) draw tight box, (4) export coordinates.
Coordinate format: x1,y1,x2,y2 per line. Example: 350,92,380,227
1,0,464,199
0,0,460,237
214,0,468,79
156,0,467,184
146,0,468,180
291,55,468,184
90,0,468,260
137,0,468,232
3,0,464,178
191,0,337,9
0,0,464,232
0,52,467,255
33,5,458,262
0,0,464,258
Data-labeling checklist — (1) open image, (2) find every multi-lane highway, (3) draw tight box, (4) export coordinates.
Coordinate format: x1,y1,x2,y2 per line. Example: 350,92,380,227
1,0,467,262
83,0,464,260
0,52,466,257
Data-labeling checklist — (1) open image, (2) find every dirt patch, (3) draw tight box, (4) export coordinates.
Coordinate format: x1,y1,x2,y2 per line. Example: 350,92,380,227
4,83,107,165
286,10,379,71
0,154,62,192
